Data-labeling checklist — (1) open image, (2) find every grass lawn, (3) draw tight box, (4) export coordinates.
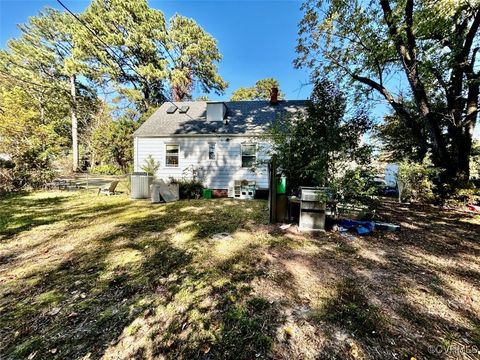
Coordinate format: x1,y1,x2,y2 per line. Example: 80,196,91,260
0,187,479,360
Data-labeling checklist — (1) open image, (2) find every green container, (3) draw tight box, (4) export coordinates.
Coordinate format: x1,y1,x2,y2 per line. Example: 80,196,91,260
202,188,212,199
276,176,286,194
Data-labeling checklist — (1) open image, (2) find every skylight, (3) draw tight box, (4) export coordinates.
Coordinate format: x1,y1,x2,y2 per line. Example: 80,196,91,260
167,105,177,114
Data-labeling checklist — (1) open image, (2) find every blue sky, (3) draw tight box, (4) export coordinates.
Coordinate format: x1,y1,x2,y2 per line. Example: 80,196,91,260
0,0,313,101
1,0,478,137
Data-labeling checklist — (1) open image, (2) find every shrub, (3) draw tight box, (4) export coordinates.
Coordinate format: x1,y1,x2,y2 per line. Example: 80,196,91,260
169,178,204,199
397,159,438,203
445,186,480,207
90,164,122,175
332,167,378,204
0,163,55,193
140,155,160,175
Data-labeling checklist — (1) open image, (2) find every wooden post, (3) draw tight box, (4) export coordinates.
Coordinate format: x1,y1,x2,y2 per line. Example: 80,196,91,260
70,74,78,173
268,155,277,223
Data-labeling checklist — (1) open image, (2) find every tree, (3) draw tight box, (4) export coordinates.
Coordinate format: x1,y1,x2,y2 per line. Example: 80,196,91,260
296,0,480,186
268,79,371,193
168,15,227,101
75,0,226,109
374,103,428,163
90,114,138,172
0,8,97,172
0,85,63,189
231,78,284,101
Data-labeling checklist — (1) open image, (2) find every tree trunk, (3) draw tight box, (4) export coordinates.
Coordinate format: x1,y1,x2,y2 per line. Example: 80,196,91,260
70,74,79,173
448,124,474,184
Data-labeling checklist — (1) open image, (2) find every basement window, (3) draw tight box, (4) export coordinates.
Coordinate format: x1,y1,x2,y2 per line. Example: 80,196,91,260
208,142,216,160
166,144,179,167
241,144,256,167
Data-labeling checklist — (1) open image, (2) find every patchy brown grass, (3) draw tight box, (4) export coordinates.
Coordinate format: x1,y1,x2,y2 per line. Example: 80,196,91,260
0,190,479,360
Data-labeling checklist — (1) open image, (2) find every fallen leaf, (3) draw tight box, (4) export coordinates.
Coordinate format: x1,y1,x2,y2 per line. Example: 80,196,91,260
284,326,294,338
201,344,210,354
49,307,61,316
349,342,359,358
49,348,57,354
27,352,37,359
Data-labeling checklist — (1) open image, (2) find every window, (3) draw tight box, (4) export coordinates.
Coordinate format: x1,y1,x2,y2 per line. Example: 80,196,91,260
241,144,256,167
208,142,216,160
166,144,179,167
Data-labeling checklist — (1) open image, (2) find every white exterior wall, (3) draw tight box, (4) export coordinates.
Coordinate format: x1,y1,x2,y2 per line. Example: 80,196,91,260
134,136,270,189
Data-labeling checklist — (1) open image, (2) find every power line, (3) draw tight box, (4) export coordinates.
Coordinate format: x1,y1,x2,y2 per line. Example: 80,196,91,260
56,0,144,81
0,69,69,94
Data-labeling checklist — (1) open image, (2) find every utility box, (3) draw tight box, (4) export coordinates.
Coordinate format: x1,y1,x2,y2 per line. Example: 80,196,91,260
131,172,154,199
299,187,326,231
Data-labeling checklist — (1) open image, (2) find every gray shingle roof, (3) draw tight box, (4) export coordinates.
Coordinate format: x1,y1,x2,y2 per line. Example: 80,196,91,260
133,100,308,136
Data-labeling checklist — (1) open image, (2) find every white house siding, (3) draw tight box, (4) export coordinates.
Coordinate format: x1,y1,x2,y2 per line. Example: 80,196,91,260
134,136,270,190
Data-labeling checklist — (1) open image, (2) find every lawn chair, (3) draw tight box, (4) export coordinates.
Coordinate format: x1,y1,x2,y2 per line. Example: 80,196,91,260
97,181,119,196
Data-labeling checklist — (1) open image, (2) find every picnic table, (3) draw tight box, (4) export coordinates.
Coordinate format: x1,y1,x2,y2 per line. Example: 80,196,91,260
44,179,77,191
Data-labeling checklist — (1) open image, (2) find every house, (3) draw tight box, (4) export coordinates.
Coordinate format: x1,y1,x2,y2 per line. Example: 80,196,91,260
133,90,307,197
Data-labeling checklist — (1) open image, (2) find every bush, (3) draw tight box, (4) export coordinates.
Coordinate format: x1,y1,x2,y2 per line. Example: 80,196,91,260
445,186,480,207
169,178,204,199
90,164,122,175
140,155,160,175
0,163,55,193
332,167,378,204
397,159,438,203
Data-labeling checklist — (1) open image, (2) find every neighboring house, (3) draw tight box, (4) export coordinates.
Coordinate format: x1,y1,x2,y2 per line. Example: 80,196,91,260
133,93,307,196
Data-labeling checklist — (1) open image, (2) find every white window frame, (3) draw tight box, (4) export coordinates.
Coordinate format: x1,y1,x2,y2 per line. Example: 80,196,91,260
208,142,216,160
165,144,179,167
241,143,257,168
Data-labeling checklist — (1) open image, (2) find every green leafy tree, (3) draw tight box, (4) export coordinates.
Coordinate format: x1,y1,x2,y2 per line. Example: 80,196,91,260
296,0,480,186
168,15,227,101
397,157,438,203
76,0,226,109
91,115,138,172
471,140,480,179
231,78,284,101
375,107,428,163
0,8,97,172
268,79,371,193
0,85,63,189
231,87,260,101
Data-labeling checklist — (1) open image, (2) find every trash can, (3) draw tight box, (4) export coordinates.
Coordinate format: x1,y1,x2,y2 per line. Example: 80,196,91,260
202,188,212,199
150,183,161,203
276,176,286,194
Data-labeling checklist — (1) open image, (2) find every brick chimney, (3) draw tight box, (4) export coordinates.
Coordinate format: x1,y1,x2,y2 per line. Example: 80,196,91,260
270,87,279,105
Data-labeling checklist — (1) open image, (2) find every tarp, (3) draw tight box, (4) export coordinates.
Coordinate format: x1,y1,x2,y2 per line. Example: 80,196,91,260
339,219,375,235
339,219,401,235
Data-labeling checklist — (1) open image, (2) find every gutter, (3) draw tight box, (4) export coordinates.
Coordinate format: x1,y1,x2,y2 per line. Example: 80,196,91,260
133,133,269,138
